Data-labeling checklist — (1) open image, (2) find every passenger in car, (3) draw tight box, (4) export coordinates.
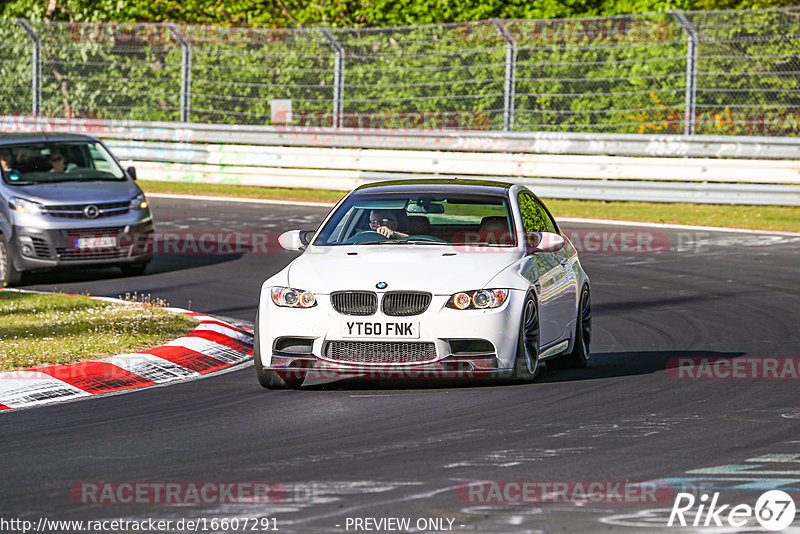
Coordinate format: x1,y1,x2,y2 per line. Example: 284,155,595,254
1,148,15,172
406,215,431,235
479,216,513,244
0,148,22,180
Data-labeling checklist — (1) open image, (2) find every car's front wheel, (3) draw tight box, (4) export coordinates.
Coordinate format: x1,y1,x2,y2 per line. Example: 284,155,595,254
256,364,303,390
549,285,591,369
254,313,302,390
511,293,540,383
0,234,23,287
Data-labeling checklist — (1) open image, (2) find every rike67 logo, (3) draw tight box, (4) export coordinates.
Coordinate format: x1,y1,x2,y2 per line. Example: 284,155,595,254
668,490,796,531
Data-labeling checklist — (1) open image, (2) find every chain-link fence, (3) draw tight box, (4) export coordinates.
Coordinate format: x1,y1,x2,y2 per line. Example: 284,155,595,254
2,8,799,135
0,20,34,115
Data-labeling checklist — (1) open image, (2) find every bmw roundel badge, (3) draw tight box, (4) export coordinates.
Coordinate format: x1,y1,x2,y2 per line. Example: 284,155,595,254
376,282,388,289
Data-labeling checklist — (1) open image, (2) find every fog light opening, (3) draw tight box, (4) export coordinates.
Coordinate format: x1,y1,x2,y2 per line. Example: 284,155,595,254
18,237,35,257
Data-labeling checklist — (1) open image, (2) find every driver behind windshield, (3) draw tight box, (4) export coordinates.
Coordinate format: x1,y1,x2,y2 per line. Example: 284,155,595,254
47,148,77,173
369,209,410,240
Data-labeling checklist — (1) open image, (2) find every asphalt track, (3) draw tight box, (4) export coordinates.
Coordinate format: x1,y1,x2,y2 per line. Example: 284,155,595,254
2,196,800,533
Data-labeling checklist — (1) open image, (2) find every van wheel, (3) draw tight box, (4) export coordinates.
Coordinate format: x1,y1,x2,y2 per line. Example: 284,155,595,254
0,235,23,287
119,262,149,277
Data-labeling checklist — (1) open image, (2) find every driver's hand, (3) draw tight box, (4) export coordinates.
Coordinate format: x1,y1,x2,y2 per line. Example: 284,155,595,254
376,226,395,238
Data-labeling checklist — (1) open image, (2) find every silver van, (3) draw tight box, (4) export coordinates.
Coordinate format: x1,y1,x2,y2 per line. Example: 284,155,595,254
0,133,154,286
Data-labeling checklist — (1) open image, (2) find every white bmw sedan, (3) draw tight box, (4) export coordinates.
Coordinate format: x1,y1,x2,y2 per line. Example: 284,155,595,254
255,179,590,389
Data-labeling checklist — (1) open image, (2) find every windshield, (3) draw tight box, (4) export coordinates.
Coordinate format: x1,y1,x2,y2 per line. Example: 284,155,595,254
0,141,125,185
314,192,516,246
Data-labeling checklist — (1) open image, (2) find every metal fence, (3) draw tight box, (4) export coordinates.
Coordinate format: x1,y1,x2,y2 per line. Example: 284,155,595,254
2,8,799,135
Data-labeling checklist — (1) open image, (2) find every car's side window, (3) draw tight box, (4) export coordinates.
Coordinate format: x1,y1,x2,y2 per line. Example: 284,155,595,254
534,197,559,234
518,192,556,234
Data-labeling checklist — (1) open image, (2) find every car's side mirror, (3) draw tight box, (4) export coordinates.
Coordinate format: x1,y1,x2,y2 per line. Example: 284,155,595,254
525,231,565,254
299,230,315,246
127,166,137,180
279,230,315,251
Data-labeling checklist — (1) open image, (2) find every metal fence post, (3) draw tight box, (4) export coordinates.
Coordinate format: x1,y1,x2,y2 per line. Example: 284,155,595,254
167,24,191,123
16,19,41,117
319,27,344,129
492,20,516,132
671,10,698,135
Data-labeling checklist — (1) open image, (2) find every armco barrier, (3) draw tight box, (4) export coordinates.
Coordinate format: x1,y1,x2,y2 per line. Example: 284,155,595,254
3,116,800,205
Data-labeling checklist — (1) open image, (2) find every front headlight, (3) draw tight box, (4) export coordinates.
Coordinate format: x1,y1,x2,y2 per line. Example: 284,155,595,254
9,197,43,215
271,287,317,308
130,193,148,210
446,289,509,310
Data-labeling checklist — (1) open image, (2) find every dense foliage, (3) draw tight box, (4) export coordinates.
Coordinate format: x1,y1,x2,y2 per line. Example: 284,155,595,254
2,0,799,26
1,2,798,135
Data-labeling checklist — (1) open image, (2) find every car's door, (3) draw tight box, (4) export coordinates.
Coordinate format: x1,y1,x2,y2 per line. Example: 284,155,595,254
516,192,577,346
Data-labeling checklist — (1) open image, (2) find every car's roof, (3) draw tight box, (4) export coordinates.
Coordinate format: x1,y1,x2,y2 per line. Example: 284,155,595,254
0,132,99,144
354,178,514,196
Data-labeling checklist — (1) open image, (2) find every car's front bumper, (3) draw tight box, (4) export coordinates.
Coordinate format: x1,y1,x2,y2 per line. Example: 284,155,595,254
11,220,154,271
257,289,526,380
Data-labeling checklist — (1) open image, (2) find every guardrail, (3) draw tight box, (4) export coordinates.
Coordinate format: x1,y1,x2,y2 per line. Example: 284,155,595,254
3,116,800,205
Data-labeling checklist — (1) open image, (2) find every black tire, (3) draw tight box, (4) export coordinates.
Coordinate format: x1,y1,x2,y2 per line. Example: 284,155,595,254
256,361,303,390
0,234,23,287
254,312,302,390
119,262,149,277
511,293,540,383
548,285,591,369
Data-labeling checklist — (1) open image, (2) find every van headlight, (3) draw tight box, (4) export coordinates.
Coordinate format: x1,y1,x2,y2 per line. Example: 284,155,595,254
446,289,509,310
271,287,317,308
130,193,148,210
9,197,43,215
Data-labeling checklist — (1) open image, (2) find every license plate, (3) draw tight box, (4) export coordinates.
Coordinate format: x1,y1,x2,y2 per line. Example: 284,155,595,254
341,320,419,339
74,235,116,249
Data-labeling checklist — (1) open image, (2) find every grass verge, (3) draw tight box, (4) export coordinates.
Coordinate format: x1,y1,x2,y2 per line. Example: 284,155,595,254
0,291,198,372
544,199,800,233
139,180,800,233
140,180,345,204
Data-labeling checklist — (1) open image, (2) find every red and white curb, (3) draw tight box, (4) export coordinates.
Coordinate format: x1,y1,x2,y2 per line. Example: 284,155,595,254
0,290,253,412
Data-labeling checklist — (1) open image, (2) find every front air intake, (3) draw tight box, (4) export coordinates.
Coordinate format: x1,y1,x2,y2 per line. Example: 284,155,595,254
331,291,378,316
381,291,432,316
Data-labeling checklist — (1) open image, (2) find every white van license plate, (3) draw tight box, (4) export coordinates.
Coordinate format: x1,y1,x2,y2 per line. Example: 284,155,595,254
75,236,116,249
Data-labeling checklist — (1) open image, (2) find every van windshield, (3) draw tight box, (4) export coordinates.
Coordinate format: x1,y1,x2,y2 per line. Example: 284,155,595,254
0,141,125,185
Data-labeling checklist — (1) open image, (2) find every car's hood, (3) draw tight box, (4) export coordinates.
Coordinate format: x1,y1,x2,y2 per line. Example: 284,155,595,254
288,245,523,294
12,180,139,205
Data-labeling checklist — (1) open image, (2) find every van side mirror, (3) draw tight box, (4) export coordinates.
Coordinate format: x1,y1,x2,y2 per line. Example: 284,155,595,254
127,166,137,180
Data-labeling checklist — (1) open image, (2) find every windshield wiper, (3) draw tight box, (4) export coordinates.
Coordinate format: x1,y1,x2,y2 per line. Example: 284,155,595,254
359,239,439,245
48,177,119,183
